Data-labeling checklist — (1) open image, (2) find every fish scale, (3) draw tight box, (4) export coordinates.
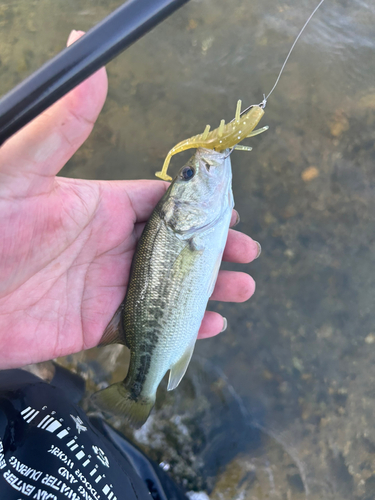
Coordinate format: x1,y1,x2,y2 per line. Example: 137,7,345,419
93,148,234,428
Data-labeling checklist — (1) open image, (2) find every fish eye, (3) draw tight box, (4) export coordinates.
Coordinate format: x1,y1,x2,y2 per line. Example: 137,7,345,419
180,166,195,180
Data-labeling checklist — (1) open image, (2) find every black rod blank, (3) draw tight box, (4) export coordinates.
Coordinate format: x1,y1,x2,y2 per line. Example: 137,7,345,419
0,0,189,146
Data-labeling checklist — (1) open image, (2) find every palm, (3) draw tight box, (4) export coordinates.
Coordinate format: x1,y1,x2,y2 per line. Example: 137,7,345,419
0,31,258,369
0,174,169,366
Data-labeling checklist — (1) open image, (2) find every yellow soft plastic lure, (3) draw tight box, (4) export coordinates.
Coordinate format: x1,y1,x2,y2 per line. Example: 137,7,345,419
155,99,268,181
155,0,328,181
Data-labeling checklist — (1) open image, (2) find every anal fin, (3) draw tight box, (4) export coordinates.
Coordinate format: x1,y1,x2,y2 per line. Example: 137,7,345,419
167,339,196,391
99,302,127,347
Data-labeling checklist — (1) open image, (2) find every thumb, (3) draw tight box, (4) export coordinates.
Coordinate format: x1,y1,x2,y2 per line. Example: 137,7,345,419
0,30,108,196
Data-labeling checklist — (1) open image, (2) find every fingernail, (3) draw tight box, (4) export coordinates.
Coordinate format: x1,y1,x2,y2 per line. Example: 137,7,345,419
233,210,240,227
67,30,78,47
255,241,262,259
221,317,228,332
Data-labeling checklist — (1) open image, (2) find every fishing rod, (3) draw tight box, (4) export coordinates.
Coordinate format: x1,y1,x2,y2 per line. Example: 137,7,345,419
0,0,190,147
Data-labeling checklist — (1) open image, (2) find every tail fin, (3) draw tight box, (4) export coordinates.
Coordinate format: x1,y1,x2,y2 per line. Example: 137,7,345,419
92,382,155,429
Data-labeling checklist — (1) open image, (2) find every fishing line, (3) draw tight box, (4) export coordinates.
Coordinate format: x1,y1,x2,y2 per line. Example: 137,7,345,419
239,0,327,115
264,0,327,103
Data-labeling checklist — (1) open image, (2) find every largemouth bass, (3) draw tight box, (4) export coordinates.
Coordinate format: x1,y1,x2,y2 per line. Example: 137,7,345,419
93,147,234,428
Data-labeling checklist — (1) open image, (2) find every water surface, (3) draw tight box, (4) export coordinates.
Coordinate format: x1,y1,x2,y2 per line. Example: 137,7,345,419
2,0,375,498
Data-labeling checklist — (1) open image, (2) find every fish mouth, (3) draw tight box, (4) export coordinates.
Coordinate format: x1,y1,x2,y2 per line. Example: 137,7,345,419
196,147,231,176
175,148,232,237
196,147,227,164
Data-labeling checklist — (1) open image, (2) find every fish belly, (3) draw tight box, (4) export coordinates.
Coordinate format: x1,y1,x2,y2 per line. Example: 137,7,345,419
125,204,232,398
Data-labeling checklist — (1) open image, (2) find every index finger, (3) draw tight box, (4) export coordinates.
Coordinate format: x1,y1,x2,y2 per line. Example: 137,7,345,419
223,229,261,263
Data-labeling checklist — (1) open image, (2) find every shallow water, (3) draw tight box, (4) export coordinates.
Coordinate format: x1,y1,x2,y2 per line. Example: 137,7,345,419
2,0,375,497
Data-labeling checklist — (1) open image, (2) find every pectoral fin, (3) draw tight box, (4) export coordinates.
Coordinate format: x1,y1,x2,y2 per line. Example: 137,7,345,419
207,252,223,297
99,303,127,347
168,339,196,391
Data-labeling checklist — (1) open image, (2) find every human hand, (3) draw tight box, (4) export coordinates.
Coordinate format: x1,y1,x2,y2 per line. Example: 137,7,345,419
0,31,259,369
